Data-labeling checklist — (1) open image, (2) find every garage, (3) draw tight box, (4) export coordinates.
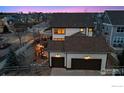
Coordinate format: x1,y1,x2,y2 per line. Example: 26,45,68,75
51,57,64,68
71,59,101,70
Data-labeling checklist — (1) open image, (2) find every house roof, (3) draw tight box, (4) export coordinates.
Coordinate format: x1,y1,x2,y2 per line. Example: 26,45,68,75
14,23,34,28
105,10,124,25
50,13,96,28
64,36,112,53
47,35,112,53
47,41,64,52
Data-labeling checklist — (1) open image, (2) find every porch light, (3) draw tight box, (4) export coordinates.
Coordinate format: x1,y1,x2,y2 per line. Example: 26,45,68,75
80,28,83,32
55,54,61,57
84,56,91,60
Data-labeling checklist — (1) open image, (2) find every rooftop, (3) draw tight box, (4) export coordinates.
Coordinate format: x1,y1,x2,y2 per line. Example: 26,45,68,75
47,35,112,53
50,13,96,28
64,36,112,53
47,41,64,52
105,10,124,25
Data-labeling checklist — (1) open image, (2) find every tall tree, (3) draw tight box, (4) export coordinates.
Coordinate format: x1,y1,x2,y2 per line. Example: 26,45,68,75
3,25,9,33
15,31,23,47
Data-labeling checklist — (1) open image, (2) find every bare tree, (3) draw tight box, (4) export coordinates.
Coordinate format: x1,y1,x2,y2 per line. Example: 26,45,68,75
14,28,24,48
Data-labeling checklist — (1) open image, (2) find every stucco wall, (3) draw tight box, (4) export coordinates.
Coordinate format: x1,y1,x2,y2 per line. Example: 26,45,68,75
52,28,93,40
52,28,80,39
49,52,107,71
65,28,80,36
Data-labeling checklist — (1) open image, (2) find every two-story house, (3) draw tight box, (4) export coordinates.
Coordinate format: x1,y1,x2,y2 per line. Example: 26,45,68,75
47,13,114,74
102,10,124,52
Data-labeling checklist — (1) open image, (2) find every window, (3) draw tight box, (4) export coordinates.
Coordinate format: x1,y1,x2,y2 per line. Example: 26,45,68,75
117,27,124,32
104,32,109,35
113,37,124,44
113,37,124,47
102,26,105,30
53,38,64,41
88,28,93,32
80,28,84,32
54,28,65,34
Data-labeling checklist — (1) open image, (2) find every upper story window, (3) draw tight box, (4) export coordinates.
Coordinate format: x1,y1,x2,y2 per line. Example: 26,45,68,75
113,37,124,47
80,28,84,32
113,37,124,44
54,28,65,34
117,27,124,32
53,38,64,41
88,28,93,32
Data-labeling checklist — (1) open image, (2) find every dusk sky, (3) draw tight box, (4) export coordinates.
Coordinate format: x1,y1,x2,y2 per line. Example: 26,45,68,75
0,6,124,13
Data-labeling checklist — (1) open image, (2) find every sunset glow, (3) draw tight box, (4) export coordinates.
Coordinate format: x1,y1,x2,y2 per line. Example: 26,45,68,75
0,6,124,13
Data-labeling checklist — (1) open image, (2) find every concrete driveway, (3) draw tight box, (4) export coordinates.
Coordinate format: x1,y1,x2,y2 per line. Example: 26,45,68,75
51,68,101,76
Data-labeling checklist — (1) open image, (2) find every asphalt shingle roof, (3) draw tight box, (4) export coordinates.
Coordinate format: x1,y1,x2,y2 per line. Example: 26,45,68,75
106,10,124,25
47,36,112,53
47,41,64,52
50,13,96,28
64,36,111,53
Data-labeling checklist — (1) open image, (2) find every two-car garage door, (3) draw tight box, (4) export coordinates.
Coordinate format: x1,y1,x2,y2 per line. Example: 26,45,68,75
71,59,101,70
51,57,101,70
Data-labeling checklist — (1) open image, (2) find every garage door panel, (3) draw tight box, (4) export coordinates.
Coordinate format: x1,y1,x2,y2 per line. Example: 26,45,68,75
51,57,64,68
71,59,101,70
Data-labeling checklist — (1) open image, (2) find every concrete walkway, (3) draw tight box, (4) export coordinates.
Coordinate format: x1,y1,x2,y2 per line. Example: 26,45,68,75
51,68,101,76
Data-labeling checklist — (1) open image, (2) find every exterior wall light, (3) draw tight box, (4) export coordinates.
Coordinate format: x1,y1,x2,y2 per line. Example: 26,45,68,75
55,54,61,57
84,56,91,60
80,28,83,32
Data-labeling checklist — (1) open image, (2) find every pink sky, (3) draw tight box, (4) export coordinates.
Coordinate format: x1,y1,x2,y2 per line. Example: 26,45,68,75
0,6,124,13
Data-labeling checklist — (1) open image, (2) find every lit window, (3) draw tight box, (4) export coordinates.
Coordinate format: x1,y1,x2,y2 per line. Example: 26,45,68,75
88,28,93,32
80,28,84,32
53,38,64,41
58,30,62,34
54,28,65,34
61,30,64,34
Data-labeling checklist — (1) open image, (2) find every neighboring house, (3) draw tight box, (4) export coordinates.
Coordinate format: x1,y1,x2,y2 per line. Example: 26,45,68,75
47,13,114,73
102,10,124,52
50,13,96,41
0,19,4,33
